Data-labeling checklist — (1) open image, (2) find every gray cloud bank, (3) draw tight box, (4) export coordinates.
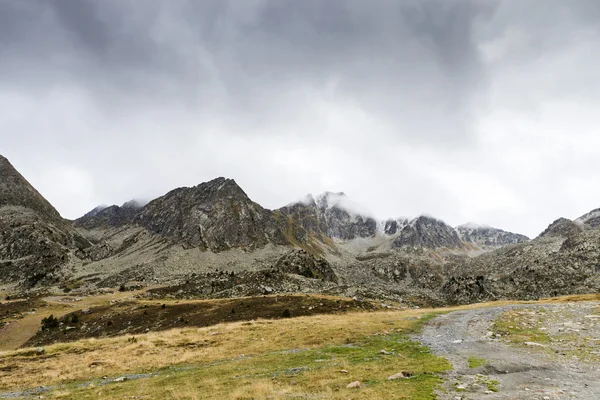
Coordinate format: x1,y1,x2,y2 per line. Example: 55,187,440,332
1,0,600,237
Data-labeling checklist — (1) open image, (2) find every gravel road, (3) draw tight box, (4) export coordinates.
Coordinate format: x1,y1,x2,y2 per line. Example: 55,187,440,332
416,303,600,399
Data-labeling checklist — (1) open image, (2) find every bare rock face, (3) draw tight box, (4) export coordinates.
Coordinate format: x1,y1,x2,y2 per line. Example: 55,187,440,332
274,250,338,283
382,218,409,235
575,209,600,229
457,224,529,248
0,155,90,287
0,155,64,224
277,192,377,242
314,192,377,240
135,178,284,252
538,217,586,239
392,216,462,249
442,225,600,304
75,200,144,229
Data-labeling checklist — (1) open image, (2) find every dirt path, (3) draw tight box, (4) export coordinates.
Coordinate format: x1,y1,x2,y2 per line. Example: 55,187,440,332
417,303,600,399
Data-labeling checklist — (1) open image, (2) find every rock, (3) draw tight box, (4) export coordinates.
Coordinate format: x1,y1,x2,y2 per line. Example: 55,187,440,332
340,369,348,374
524,342,546,347
392,216,463,249
387,372,405,380
380,349,392,355
346,381,361,389
113,376,127,382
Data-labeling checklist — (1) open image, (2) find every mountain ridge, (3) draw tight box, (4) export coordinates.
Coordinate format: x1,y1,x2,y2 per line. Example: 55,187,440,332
2,153,599,307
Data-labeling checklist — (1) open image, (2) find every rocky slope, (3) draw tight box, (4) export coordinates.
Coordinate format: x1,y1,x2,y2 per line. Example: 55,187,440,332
0,156,90,288
75,200,144,230
442,222,600,304
456,223,529,248
134,178,289,252
575,209,600,228
392,216,463,249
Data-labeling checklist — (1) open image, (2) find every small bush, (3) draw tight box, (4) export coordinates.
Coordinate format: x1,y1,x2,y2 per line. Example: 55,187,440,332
71,314,79,324
282,309,292,318
161,304,166,309
41,315,59,330
119,285,126,292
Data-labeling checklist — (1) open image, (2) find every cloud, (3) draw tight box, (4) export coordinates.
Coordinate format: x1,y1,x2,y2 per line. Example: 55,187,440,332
1,0,599,237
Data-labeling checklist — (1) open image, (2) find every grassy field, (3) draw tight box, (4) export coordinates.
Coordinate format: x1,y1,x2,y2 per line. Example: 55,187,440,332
2,292,599,399
1,307,451,399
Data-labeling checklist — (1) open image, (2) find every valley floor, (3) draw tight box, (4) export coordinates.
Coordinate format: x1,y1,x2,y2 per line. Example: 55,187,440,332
1,291,600,399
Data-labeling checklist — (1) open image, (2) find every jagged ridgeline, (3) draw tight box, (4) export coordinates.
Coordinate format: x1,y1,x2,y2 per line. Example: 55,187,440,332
2,153,600,305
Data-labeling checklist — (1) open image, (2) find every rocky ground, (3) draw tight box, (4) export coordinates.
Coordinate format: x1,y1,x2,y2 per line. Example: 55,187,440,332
417,301,600,399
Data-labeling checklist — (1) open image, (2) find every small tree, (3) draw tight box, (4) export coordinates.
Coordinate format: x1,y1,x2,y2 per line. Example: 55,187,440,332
282,309,291,318
71,314,79,324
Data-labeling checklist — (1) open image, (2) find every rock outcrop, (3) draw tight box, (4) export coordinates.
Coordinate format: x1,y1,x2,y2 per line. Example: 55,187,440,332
392,216,463,249
457,223,529,248
75,200,144,230
135,178,284,251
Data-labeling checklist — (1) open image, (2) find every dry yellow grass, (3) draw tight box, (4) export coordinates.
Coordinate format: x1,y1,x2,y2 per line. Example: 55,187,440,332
1,291,598,397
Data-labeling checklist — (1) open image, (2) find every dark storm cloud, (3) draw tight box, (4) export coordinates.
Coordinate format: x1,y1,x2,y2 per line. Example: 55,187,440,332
1,0,491,144
1,0,600,237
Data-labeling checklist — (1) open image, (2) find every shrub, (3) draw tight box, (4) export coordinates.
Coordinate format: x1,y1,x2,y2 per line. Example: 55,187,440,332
71,314,79,324
282,309,292,318
41,315,59,330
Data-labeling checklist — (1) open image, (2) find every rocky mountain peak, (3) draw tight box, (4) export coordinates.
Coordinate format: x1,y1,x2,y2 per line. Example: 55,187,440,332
392,215,462,249
380,218,409,235
135,177,278,251
75,199,145,230
122,199,147,209
0,154,63,223
575,208,600,228
538,217,586,239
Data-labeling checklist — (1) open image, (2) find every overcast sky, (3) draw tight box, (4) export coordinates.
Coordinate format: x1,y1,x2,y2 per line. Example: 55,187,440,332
1,0,600,237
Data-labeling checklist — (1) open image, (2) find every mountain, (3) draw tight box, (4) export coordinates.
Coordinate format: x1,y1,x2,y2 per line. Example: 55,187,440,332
4,152,600,308
75,200,145,230
380,218,409,235
0,155,64,224
310,192,377,240
575,208,600,228
538,217,586,238
135,178,286,251
392,216,463,249
0,155,90,288
456,223,529,248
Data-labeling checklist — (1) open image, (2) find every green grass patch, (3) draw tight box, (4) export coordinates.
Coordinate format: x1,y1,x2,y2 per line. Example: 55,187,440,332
492,309,551,345
467,356,486,369
45,331,451,399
